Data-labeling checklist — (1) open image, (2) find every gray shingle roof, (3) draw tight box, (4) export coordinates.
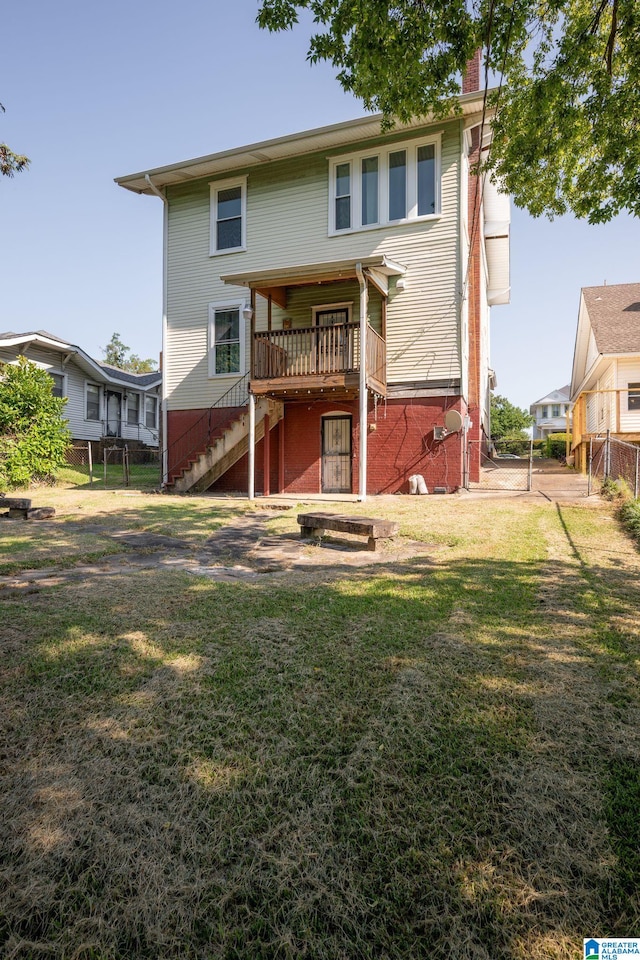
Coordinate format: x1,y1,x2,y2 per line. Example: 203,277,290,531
582,283,640,354
0,329,70,343
98,363,161,387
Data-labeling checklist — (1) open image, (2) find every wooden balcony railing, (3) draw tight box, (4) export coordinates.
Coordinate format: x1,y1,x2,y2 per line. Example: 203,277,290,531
366,327,386,391
252,321,385,390
253,322,359,379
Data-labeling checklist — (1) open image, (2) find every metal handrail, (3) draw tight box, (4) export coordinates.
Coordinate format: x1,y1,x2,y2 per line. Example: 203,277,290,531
166,372,250,482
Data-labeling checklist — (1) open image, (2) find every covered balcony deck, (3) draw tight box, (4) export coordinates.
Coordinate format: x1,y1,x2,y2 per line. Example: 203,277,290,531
250,320,386,399
221,254,404,400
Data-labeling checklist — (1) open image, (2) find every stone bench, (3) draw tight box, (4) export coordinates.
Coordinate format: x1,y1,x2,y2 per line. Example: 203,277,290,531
297,512,399,551
1,498,55,520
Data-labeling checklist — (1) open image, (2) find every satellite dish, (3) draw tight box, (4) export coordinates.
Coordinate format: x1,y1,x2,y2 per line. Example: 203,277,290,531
444,409,463,433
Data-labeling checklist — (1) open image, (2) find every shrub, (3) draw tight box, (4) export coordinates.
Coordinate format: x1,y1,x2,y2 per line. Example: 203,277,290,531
601,476,633,501
0,357,71,491
545,432,571,460
618,498,640,544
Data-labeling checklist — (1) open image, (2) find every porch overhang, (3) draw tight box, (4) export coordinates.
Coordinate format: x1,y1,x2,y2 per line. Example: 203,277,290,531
221,255,406,308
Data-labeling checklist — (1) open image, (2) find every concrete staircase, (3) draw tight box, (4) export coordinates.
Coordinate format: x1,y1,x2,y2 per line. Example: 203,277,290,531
170,398,283,494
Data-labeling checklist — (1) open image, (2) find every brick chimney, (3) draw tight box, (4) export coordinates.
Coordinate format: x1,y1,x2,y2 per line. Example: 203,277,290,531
462,49,482,94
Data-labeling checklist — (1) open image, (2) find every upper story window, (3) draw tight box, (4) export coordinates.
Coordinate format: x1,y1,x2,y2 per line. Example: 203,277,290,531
628,383,640,411
335,163,351,230
208,301,245,378
552,404,561,417
86,383,100,421
329,134,441,235
541,406,548,418
210,177,247,255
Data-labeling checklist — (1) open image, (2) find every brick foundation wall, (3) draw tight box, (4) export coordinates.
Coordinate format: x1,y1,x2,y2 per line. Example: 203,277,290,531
207,396,466,495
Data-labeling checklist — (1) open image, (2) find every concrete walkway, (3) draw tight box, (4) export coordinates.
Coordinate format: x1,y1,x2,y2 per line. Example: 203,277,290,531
530,459,590,501
463,458,592,503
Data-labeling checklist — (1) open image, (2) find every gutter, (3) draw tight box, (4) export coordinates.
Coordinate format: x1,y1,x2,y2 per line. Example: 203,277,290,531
145,174,169,486
355,262,368,502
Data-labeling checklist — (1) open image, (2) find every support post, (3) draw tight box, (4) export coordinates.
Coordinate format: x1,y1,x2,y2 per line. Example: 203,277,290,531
248,393,256,500
356,263,368,502
278,416,285,493
263,414,270,497
250,289,256,380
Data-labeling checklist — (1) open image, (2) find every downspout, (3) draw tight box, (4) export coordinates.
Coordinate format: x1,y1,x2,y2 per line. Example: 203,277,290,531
355,262,368,502
145,174,169,486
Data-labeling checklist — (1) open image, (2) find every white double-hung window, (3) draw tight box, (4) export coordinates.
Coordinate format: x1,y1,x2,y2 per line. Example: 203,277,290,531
329,134,440,235
86,383,100,421
145,396,158,429
127,392,140,425
208,301,245,378
50,372,65,398
210,177,247,255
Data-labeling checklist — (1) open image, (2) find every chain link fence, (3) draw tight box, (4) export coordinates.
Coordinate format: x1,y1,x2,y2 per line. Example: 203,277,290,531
64,443,161,490
468,438,534,491
588,433,640,497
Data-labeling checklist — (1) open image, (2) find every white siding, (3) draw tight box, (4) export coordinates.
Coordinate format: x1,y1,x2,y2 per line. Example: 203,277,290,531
0,345,160,445
585,329,600,371
586,363,616,433
165,120,464,410
617,358,640,433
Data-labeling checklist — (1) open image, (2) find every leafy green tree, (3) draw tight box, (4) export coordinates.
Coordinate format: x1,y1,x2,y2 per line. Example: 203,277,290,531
1,102,29,177
101,333,157,374
0,357,71,490
490,393,533,439
257,0,640,223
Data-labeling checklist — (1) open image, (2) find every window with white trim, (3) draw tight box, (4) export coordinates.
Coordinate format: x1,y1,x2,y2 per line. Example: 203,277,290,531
329,135,440,234
86,383,100,421
208,301,245,377
144,395,158,429
127,392,140,425
628,382,640,411
210,177,247,254
50,372,65,398
552,404,560,417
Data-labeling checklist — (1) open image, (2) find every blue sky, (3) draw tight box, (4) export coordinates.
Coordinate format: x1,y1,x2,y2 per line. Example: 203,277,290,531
1,0,637,410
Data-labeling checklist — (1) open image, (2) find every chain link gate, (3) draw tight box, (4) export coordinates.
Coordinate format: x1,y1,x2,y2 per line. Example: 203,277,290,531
467,438,534,491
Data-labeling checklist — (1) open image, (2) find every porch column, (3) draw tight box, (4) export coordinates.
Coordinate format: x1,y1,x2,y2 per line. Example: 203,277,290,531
356,262,368,502
248,392,256,500
263,414,270,497
278,415,285,493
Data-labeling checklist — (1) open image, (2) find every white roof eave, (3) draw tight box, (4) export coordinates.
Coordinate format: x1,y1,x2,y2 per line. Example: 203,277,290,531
116,92,491,196
0,334,161,391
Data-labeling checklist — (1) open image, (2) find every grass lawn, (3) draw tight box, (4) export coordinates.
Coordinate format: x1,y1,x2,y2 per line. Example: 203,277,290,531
1,488,639,959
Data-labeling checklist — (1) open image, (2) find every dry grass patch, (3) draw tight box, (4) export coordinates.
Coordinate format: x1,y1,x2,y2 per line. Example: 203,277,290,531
1,492,639,958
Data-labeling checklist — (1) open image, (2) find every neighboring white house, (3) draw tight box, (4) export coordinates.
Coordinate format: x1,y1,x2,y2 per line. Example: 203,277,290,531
0,330,162,447
116,73,511,496
570,283,640,471
529,385,570,439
